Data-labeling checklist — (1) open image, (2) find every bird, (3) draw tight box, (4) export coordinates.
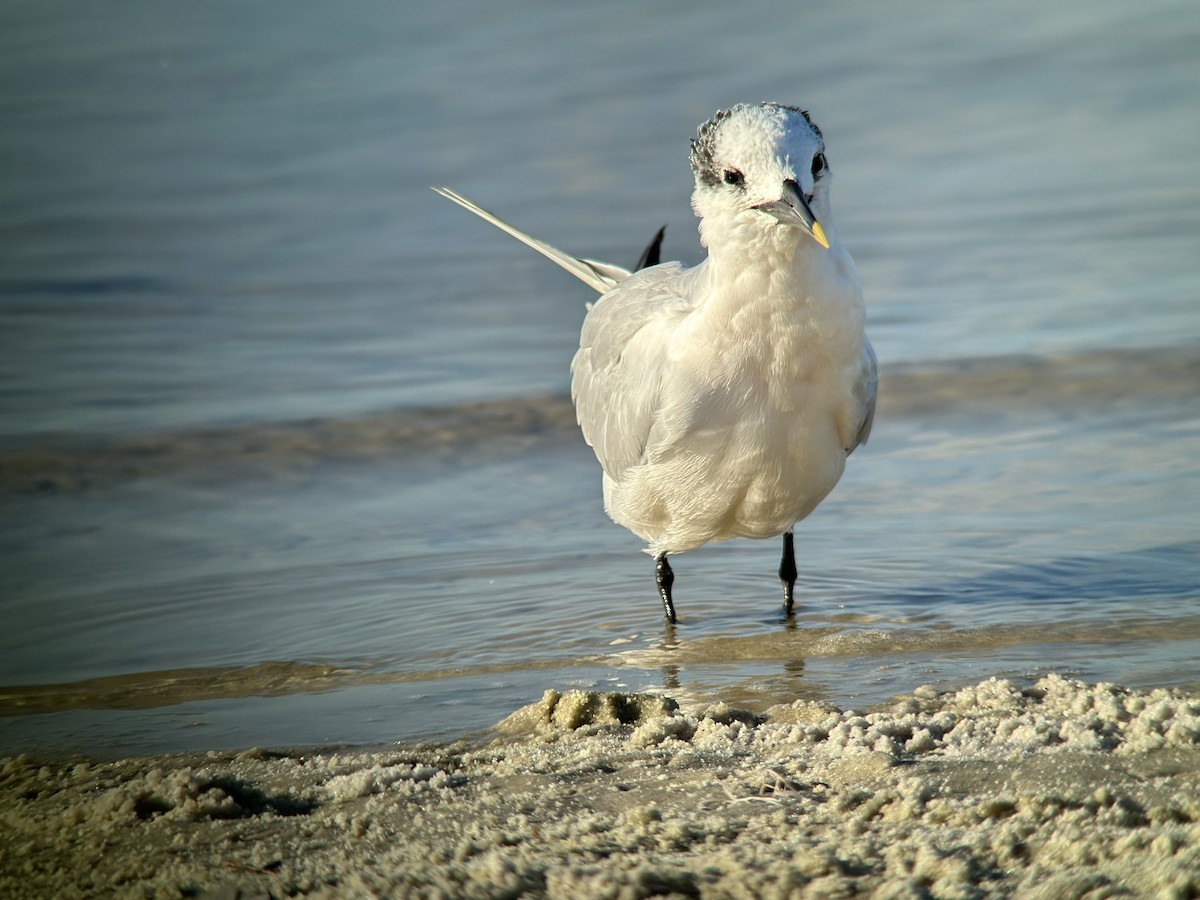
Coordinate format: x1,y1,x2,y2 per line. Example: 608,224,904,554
434,101,876,623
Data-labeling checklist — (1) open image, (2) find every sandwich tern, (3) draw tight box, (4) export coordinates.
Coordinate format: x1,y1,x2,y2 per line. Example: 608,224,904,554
435,102,876,623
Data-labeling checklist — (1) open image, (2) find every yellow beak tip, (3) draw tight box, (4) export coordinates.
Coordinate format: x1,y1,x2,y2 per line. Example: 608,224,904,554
812,222,831,250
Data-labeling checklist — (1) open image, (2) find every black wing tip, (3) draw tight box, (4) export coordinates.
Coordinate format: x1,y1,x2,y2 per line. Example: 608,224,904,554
635,225,667,271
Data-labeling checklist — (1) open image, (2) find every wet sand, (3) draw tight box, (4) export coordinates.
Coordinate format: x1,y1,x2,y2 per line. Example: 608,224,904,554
3,675,1198,898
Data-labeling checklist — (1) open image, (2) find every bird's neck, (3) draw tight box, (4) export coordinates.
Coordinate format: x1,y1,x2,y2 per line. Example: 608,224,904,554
693,222,863,351
702,226,817,298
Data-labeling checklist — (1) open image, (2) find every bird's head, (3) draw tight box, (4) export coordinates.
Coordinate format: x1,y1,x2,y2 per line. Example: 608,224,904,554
690,102,835,253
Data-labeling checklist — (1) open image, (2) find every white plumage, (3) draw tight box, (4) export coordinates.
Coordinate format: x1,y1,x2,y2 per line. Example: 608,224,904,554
435,102,876,622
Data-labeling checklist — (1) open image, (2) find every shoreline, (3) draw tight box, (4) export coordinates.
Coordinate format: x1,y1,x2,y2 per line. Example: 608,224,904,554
3,674,1198,898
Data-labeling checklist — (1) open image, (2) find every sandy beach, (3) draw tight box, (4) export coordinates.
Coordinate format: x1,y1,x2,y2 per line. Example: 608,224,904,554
3,674,1197,898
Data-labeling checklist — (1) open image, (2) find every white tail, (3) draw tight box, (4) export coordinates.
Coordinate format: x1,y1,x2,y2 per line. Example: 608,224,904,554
432,186,631,295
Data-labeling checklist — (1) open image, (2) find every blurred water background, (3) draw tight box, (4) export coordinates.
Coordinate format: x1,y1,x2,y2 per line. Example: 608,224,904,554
2,0,1198,757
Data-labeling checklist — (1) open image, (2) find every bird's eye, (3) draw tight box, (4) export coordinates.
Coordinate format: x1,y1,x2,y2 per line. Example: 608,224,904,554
722,169,745,187
811,153,828,179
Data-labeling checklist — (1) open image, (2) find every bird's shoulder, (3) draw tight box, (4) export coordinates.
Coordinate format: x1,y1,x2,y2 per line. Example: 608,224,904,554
577,262,697,363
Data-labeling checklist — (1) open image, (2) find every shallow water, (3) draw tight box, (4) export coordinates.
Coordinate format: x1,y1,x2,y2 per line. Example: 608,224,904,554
2,0,1199,757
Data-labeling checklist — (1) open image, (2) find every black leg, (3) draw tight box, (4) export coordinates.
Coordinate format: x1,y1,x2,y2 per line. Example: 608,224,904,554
655,554,676,623
779,531,797,617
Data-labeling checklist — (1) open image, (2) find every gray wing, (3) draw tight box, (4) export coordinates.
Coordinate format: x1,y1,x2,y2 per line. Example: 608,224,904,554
571,262,697,479
847,340,878,454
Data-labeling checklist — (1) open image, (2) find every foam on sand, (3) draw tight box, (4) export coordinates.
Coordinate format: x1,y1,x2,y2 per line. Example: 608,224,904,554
2,675,1197,897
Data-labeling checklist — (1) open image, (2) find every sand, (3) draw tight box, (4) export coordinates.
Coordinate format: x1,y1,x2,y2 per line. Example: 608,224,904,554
2,675,1198,899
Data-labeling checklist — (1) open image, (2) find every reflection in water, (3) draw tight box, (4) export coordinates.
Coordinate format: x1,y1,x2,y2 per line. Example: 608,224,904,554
655,624,683,696
5,545,1196,715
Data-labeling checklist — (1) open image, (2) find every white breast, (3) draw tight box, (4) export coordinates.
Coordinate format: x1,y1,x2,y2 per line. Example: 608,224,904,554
601,248,867,555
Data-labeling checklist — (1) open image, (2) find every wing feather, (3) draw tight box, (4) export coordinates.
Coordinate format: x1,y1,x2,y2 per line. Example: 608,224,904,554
848,341,878,453
571,263,696,479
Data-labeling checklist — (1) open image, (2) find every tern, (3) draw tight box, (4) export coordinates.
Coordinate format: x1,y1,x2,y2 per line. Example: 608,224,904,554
434,102,876,623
